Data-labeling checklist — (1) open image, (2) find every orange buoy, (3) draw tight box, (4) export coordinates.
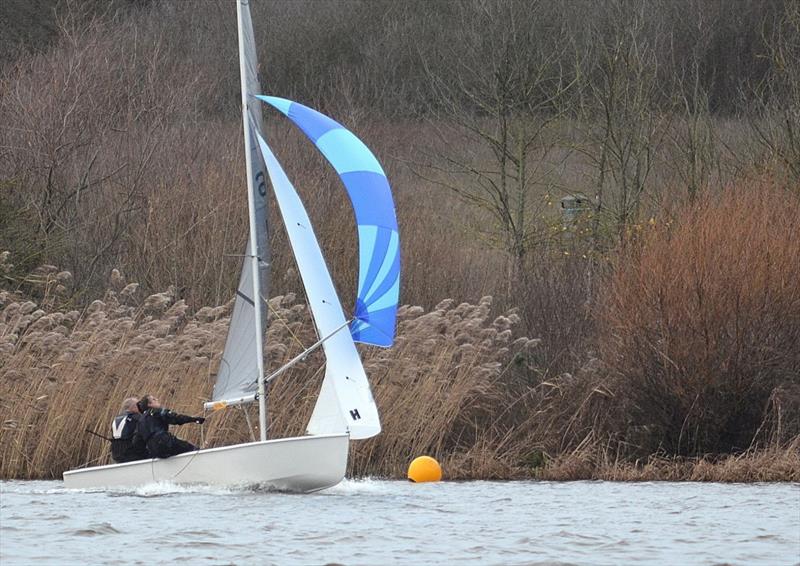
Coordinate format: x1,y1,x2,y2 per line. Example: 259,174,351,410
407,455,442,482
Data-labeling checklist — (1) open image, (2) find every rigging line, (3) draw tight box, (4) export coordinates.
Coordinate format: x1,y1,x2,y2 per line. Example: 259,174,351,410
146,421,207,480
266,298,306,350
169,447,203,480
168,419,208,479
84,428,113,442
264,319,352,385
200,407,206,448
278,361,326,417
240,404,256,442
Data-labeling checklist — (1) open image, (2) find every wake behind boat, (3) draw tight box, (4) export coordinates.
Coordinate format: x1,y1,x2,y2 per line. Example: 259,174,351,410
62,0,399,492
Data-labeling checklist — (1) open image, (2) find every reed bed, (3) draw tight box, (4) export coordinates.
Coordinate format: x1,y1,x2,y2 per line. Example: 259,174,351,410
1,181,798,482
538,440,800,482
0,261,541,480
1,252,797,481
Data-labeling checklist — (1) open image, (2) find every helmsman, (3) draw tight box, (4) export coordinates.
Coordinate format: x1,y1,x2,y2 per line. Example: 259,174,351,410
135,394,204,459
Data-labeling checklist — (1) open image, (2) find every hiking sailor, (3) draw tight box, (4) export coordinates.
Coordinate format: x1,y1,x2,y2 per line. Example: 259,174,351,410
135,394,205,458
110,397,149,463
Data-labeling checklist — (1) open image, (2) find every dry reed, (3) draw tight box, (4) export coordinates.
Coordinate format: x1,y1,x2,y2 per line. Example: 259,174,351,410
0,261,539,480
538,439,800,482
1,252,797,482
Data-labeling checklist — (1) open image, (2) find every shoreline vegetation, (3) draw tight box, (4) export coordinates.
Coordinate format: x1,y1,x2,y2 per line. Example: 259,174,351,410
1,1,799,482
1,212,797,483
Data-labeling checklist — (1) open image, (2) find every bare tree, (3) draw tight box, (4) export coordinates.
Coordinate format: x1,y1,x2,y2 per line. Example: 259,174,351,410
667,2,723,202
749,2,800,185
0,3,196,294
418,0,578,289
575,0,671,246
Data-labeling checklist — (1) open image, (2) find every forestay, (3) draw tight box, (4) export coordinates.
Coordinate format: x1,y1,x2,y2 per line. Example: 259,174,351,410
255,132,381,439
256,96,400,348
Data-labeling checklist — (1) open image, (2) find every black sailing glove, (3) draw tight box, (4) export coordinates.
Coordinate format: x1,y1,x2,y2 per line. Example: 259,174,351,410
170,413,199,425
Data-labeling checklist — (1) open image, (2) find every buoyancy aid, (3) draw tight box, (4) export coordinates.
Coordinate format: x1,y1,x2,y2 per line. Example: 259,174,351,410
110,412,148,463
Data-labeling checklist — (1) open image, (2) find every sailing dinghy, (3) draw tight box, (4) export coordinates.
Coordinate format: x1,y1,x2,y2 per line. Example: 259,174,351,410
62,0,399,492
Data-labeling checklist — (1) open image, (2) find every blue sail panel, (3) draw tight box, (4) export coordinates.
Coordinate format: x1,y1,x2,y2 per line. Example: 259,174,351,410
339,172,396,228
316,129,386,175
256,95,400,347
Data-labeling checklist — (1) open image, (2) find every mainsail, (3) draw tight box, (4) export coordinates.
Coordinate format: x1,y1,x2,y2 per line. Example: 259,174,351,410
255,133,381,439
212,1,270,439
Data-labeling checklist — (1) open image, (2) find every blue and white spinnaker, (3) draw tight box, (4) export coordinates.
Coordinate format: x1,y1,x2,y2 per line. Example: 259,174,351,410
256,96,400,347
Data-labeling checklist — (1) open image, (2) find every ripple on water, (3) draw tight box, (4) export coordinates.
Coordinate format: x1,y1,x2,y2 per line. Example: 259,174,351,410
177,530,221,539
402,501,457,513
174,541,226,548
1,480,798,566
69,522,122,536
131,481,241,497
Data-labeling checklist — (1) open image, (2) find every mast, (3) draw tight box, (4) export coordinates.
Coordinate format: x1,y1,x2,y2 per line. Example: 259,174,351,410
237,0,268,441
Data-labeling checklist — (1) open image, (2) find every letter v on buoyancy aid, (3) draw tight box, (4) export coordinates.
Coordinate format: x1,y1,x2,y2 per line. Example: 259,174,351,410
112,414,135,440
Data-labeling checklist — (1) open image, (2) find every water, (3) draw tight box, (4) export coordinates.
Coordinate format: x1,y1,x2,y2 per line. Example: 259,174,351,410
1,480,798,565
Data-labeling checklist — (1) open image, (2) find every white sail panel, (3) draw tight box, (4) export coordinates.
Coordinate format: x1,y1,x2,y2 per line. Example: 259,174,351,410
213,1,270,407
255,132,381,440
306,371,348,436
212,185,268,403
212,239,259,401
239,1,264,131
239,0,270,351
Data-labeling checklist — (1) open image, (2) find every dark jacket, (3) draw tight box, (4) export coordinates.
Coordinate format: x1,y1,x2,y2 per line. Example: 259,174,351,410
136,408,199,459
110,412,149,463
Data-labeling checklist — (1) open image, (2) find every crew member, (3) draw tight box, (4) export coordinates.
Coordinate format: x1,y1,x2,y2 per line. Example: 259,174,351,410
110,397,149,463
136,394,205,458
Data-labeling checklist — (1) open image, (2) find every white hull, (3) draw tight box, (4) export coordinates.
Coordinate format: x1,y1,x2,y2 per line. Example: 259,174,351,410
63,433,349,492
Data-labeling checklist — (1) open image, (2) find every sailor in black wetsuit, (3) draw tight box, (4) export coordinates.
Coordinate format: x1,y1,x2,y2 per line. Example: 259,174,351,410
135,394,205,458
110,397,149,463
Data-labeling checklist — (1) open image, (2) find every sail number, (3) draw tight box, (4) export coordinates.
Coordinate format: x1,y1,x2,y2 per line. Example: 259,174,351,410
255,171,267,197
349,409,361,421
